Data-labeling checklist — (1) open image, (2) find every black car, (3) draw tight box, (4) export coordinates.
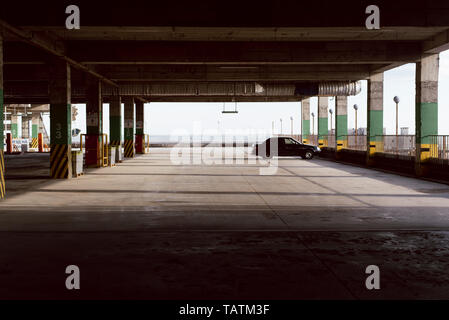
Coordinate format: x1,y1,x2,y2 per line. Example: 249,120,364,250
254,137,321,159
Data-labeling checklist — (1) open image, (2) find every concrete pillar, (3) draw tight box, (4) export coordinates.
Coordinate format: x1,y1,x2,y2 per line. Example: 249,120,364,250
0,34,5,198
22,115,30,139
301,98,310,144
31,114,39,148
49,59,72,179
135,100,145,154
10,114,19,138
415,54,439,175
317,97,328,148
367,73,384,163
85,78,103,167
109,94,122,147
335,96,348,151
123,97,135,158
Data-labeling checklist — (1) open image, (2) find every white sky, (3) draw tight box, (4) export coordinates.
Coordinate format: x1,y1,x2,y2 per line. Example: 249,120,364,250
70,49,449,137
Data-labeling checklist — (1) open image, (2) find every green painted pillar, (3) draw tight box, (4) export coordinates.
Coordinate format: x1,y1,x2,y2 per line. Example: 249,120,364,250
415,54,439,175
49,59,72,179
317,97,328,148
109,93,122,147
335,96,348,151
367,73,384,163
85,78,103,167
135,100,145,154
31,114,39,148
0,34,5,198
10,115,19,139
123,97,135,158
301,98,310,143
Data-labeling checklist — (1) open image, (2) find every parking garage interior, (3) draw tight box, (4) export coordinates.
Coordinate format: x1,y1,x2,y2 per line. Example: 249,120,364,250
1,1,449,300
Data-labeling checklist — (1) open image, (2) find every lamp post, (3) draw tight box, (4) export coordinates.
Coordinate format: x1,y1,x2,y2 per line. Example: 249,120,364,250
393,96,400,136
311,112,315,135
280,118,283,134
394,96,400,153
290,116,294,136
353,104,358,136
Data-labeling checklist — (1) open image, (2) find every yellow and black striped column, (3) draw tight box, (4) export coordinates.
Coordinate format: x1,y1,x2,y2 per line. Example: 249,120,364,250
123,97,135,158
367,73,384,165
31,114,39,148
0,34,6,198
49,59,72,179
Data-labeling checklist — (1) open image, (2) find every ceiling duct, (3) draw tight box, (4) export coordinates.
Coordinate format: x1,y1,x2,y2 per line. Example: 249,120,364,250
107,81,361,97
295,81,361,96
103,82,270,97
318,81,361,96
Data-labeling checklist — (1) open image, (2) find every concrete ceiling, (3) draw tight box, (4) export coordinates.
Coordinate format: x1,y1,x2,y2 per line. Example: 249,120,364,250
1,0,449,103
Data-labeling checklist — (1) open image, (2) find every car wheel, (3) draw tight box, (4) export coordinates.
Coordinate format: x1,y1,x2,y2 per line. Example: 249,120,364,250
304,151,314,160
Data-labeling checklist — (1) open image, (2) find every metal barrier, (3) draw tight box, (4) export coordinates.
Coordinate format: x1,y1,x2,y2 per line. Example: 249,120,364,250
144,134,150,153
381,135,415,156
80,133,85,153
346,135,367,151
80,133,109,167
430,135,449,162
327,135,336,148
101,133,109,167
307,135,318,146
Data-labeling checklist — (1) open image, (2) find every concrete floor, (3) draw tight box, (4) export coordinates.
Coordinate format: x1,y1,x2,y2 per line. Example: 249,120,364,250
1,148,449,299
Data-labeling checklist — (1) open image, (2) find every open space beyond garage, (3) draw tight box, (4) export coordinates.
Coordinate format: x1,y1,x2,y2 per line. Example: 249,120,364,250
1,148,449,299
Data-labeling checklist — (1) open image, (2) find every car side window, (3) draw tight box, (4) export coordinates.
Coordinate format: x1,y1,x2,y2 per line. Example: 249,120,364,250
284,138,294,145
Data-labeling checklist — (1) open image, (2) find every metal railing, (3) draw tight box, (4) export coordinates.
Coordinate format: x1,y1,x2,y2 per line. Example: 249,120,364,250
327,135,335,148
381,135,415,156
346,135,367,151
306,135,318,146
269,134,449,162
430,135,449,162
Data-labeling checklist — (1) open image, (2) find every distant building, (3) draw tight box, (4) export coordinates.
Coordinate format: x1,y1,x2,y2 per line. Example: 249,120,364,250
401,127,409,135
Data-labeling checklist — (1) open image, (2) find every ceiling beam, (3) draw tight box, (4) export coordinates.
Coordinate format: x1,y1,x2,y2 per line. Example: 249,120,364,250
64,41,423,65
0,19,118,88
4,64,372,82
